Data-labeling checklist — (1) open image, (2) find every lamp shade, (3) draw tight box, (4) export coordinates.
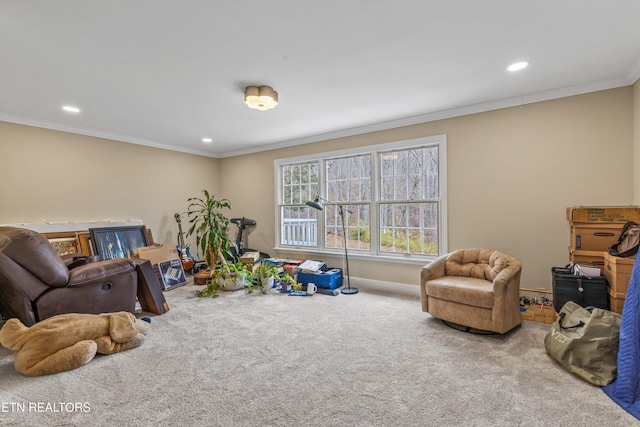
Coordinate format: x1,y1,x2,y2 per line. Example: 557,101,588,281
244,86,278,110
305,197,324,210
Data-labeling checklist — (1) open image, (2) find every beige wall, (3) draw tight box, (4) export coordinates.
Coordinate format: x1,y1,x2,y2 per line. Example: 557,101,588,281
0,86,635,291
0,122,220,247
221,87,634,290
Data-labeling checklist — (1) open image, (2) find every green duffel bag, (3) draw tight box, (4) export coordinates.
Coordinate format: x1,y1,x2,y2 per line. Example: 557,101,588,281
544,300,622,386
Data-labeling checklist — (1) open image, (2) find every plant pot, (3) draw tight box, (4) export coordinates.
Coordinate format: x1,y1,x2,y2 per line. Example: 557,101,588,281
259,276,275,293
218,274,246,291
279,281,291,292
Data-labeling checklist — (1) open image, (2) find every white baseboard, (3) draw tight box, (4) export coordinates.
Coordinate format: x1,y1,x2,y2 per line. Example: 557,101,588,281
349,276,420,299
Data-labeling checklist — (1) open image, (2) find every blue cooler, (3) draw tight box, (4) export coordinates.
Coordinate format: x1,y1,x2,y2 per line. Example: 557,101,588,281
297,268,343,290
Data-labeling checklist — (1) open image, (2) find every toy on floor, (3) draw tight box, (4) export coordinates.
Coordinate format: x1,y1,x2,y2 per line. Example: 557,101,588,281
0,312,150,376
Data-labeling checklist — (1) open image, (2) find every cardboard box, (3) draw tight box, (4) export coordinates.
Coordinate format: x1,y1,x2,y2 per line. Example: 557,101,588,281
136,243,179,266
520,304,556,324
239,251,260,264
608,289,625,315
570,222,622,251
566,206,640,225
246,262,262,273
603,252,635,298
569,248,605,268
283,263,300,276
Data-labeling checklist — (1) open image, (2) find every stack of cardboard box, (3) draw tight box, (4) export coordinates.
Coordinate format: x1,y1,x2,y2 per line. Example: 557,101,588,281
567,206,640,314
603,251,635,314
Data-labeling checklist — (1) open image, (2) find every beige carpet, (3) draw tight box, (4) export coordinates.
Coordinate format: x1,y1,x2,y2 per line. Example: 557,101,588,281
0,281,635,426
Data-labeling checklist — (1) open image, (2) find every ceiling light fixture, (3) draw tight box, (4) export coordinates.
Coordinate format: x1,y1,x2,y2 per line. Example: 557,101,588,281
202,138,213,143
507,61,529,72
62,105,81,113
244,86,278,111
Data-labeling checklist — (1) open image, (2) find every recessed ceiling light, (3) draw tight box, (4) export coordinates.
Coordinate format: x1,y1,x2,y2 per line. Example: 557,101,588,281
202,138,213,143
62,105,81,113
507,61,529,72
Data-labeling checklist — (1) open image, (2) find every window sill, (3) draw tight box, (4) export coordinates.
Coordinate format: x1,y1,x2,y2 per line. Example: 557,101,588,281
272,246,437,266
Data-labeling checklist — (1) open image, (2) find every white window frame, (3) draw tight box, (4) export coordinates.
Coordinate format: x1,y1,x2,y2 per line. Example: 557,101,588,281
274,135,447,263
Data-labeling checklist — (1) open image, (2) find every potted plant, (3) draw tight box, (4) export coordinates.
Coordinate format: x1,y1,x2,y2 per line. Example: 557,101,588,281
216,261,250,291
186,190,235,269
278,273,293,292
249,263,279,294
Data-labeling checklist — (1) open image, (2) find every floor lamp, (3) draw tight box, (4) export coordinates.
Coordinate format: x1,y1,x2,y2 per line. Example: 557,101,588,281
305,196,358,295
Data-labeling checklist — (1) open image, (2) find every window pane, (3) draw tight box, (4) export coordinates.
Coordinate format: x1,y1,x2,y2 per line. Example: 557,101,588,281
424,146,439,199
380,146,438,201
325,155,371,203
324,204,370,251
281,161,319,205
278,137,444,257
280,206,318,247
379,202,438,255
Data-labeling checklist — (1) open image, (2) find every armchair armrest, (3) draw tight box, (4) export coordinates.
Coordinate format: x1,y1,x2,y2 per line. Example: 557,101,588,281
61,252,88,266
490,256,522,331
421,255,447,283
66,259,136,287
420,254,448,311
491,257,522,293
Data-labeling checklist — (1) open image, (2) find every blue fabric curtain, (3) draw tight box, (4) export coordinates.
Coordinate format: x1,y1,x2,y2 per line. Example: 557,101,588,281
602,255,640,420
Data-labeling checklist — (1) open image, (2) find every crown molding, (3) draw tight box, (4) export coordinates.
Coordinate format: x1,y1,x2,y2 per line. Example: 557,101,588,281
220,76,633,158
2,72,637,160
0,113,220,158
625,55,640,84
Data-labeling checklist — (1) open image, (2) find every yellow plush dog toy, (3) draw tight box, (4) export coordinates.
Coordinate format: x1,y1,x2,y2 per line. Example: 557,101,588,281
0,312,150,376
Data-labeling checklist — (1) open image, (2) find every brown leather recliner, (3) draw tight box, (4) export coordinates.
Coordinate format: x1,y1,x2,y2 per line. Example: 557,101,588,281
0,227,139,326
421,248,522,334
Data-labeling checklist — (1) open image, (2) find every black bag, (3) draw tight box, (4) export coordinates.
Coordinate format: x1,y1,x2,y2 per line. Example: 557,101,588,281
552,266,609,312
608,221,640,258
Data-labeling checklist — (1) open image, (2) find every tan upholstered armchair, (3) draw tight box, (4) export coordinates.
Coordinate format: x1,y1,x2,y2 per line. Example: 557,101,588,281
0,227,139,326
421,248,522,334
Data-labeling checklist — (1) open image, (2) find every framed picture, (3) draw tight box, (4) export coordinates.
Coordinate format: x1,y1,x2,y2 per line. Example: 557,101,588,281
89,226,150,260
44,232,80,256
77,231,94,256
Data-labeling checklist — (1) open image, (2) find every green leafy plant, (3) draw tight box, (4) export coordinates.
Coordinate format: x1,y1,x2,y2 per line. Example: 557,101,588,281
290,279,302,292
217,261,251,292
280,273,292,283
196,262,250,298
186,190,235,268
195,275,219,298
249,263,279,294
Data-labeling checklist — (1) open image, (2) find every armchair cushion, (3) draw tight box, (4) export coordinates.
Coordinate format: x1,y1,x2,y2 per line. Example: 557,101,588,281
444,247,509,281
425,276,494,308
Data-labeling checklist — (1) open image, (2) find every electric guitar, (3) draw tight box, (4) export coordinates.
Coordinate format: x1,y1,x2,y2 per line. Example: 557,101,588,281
174,213,196,272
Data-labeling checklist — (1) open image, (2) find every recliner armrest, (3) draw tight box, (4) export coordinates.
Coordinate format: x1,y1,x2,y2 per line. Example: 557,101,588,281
66,259,136,287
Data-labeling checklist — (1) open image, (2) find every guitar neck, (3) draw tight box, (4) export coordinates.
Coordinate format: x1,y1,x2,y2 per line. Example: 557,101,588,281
175,214,186,248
